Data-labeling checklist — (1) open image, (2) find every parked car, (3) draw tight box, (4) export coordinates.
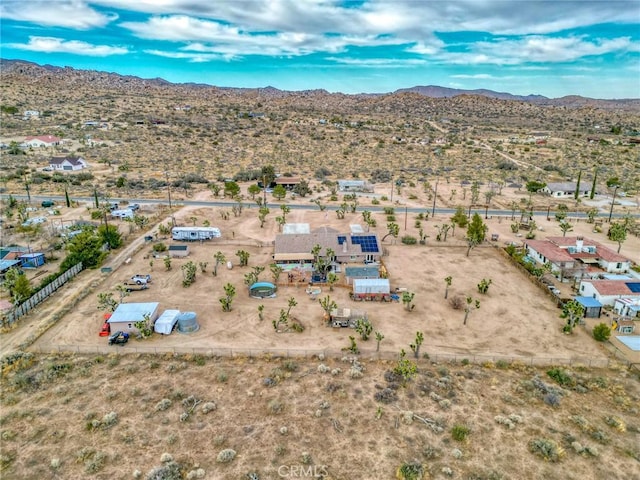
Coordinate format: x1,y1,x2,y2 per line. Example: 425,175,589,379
41,200,55,208
127,203,140,211
108,331,129,346
123,280,148,292
108,202,119,211
131,274,152,285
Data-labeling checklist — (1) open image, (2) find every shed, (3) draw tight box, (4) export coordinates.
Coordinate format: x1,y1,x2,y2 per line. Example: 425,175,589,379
249,282,277,298
168,245,189,258
107,302,160,334
19,252,46,268
575,296,603,318
329,308,367,328
176,312,199,333
352,278,390,300
154,309,181,335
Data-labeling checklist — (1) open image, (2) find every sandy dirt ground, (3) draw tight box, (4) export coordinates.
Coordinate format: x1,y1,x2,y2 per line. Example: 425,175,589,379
20,185,638,364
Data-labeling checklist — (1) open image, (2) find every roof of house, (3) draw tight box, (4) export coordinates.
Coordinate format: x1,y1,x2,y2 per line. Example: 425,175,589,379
582,280,640,296
525,239,574,263
544,182,578,192
0,259,22,272
274,177,300,184
526,236,631,265
108,302,160,323
274,231,381,257
50,156,85,166
25,135,61,143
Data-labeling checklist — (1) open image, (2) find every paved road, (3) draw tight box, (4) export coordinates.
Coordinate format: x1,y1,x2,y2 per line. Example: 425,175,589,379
3,193,637,221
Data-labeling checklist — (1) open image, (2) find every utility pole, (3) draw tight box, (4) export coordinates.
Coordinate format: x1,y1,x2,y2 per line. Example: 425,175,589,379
431,176,439,217
608,185,619,223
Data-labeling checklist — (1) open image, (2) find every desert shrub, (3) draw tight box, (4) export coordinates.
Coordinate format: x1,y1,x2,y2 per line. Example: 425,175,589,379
145,460,183,480
155,399,172,411
267,399,284,415
451,424,470,441
396,461,424,480
544,392,561,407
495,359,509,369
592,323,611,342
401,235,417,245
216,449,236,463
449,296,465,310
282,360,298,372
216,371,228,383
529,438,564,462
153,242,167,252
547,368,574,387
605,416,626,432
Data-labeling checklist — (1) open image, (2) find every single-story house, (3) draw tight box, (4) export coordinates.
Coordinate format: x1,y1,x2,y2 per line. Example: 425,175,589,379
49,156,87,171
273,227,382,268
574,296,603,318
577,280,640,306
274,177,300,190
614,298,640,318
541,182,593,198
338,180,374,193
107,302,160,334
22,135,62,148
168,245,189,257
525,236,631,278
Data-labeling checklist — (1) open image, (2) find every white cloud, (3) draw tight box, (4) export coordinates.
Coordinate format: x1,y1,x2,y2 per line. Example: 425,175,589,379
451,74,496,79
430,35,640,65
144,49,224,62
0,0,116,29
325,57,427,67
8,36,129,56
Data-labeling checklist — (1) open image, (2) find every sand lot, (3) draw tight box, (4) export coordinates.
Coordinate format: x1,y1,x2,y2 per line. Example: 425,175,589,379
30,195,637,364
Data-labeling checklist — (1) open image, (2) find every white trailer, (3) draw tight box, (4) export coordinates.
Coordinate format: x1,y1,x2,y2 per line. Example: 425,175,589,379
172,226,221,241
111,209,134,219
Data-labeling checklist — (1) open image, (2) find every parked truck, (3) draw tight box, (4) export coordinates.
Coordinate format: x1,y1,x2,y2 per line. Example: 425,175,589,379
123,280,148,292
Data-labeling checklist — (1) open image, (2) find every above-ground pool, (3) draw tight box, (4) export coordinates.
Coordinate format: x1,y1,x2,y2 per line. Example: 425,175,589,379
617,336,640,351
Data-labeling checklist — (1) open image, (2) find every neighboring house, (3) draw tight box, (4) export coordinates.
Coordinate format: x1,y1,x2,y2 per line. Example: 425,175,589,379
525,236,632,278
22,135,62,148
49,156,87,171
338,180,374,193
577,279,640,306
23,110,40,119
614,298,640,318
273,226,382,268
540,182,593,197
0,259,22,278
274,177,300,190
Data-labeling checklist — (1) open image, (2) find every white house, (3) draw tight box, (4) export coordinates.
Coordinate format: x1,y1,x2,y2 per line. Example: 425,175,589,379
338,180,374,193
541,182,595,198
525,236,632,278
49,156,88,171
577,280,640,306
22,135,62,148
614,298,640,318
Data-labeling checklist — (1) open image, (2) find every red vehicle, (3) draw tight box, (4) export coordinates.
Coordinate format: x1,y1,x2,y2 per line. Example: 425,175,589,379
99,313,112,336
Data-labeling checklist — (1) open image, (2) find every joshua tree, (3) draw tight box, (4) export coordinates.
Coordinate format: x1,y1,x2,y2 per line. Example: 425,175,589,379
319,295,337,322
257,304,264,321
236,250,250,267
409,331,424,359
608,222,627,253
402,291,416,311
279,204,291,222
181,261,197,287
444,276,452,299
97,292,118,312
343,336,359,354
382,222,399,242
258,206,270,228
477,278,492,294
375,331,385,352
463,296,480,325
164,256,172,271
561,299,585,333
559,220,573,237
198,261,208,273
270,264,284,283
327,272,338,291
213,251,226,276
393,349,418,385
219,283,236,312
355,318,373,341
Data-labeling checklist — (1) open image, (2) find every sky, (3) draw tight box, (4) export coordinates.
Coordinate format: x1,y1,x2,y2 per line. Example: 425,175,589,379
1,0,639,99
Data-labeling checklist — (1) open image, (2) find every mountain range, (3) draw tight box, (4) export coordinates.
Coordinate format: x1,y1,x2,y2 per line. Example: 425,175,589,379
1,58,638,110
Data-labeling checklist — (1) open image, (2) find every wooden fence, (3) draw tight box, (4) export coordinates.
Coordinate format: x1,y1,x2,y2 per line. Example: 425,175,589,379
2,262,83,326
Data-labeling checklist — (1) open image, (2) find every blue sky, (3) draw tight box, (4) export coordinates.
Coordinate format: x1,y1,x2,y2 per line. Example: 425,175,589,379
1,0,639,98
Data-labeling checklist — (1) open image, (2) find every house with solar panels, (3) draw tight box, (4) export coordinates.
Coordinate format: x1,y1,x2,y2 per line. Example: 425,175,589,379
273,225,382,273
577,279,640,307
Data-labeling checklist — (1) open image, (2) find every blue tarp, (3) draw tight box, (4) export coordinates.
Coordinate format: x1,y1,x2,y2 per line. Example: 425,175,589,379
575,296,603,308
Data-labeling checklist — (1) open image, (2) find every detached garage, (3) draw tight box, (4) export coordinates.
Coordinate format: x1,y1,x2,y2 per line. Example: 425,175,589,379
108,302,160,334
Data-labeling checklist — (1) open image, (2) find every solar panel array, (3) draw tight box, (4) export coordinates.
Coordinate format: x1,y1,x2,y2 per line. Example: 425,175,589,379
337,235,347,245
626,282,640,293
351,235,379,253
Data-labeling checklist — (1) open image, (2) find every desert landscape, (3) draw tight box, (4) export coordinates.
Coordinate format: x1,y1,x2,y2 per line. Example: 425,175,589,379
1,60,639,480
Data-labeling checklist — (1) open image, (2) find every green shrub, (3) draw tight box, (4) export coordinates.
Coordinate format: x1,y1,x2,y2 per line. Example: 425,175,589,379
592,323,611,342
451,424,470,442
547,367,574,387
401,236,417,245
153,242,167,252
529,438,564,462
396,461,424,480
